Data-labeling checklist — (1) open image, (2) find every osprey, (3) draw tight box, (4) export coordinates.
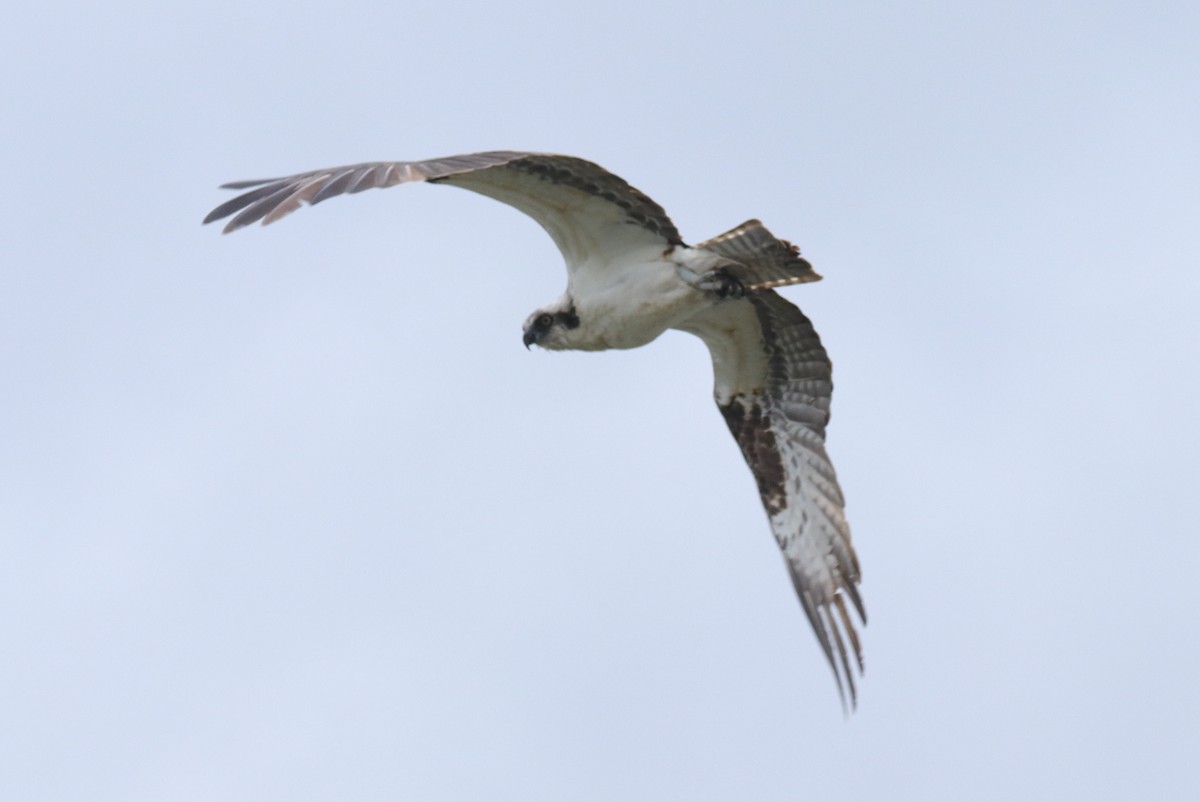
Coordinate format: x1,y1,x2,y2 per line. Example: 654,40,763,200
204,151,865,706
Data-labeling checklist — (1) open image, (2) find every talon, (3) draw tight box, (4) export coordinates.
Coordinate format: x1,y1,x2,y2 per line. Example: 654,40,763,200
701,268,744,299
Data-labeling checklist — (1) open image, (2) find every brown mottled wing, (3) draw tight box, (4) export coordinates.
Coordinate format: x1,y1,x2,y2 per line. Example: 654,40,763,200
696,219,822,291
675,290,863,708
203,151,682,272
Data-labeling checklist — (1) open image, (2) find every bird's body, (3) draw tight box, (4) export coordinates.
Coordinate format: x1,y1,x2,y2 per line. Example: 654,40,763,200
205,151,865,707
540,246,730,351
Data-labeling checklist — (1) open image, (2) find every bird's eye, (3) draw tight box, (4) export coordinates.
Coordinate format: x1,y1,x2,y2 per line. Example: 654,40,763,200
537,314,554,328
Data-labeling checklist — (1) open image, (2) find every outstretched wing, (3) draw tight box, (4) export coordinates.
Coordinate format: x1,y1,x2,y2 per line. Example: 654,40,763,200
676,290,864,708
203,151,682,271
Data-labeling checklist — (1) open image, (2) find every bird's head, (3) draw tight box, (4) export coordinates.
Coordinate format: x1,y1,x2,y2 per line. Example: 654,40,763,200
522,299,581,350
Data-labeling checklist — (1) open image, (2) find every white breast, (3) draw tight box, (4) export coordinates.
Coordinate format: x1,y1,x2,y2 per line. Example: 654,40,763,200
566,246,718,350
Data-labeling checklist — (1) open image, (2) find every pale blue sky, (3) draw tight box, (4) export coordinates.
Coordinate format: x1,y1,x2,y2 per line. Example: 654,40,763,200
3,2,1198,800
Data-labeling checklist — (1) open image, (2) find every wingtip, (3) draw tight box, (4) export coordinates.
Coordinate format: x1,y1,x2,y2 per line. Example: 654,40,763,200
200,210,239,233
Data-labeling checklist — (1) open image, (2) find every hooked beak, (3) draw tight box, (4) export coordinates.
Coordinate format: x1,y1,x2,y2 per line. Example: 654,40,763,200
523,328,539,350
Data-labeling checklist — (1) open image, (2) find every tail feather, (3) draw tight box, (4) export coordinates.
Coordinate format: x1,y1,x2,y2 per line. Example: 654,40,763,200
696,219,821,290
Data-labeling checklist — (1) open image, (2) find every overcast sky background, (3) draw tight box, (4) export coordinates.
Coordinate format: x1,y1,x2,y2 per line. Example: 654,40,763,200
3,1,1197,800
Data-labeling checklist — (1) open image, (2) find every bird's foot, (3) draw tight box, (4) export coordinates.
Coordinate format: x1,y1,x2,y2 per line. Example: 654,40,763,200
696,267,745,300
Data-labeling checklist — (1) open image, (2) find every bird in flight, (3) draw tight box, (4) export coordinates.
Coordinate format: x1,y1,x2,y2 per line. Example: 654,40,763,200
204,151,865,707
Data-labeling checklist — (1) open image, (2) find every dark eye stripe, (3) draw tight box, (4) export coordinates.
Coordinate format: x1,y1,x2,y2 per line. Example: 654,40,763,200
556,309,580,330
